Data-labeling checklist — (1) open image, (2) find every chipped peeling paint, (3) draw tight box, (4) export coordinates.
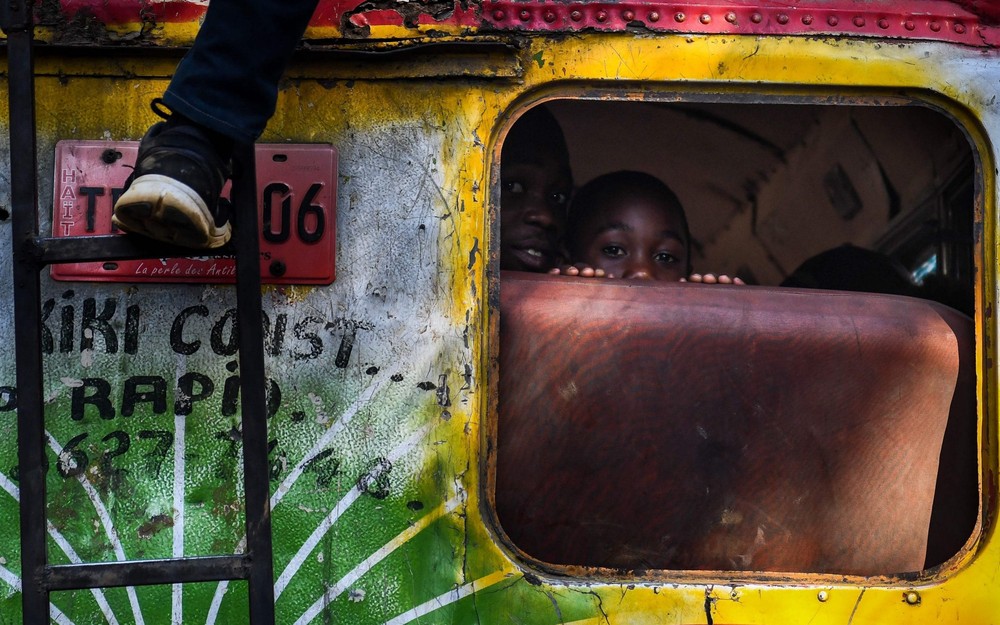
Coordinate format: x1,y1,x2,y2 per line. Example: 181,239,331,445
11,0,1000,47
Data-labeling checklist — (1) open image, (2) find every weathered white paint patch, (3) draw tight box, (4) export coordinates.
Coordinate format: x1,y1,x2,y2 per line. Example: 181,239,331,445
270,361,407,511
348,588,366,603
308,393,329,425
0,472,121,624
47,521,123,625
171,411,186,625
0,472,17,501
292,494,463,625
380,571,508,625
0,563,78,625
0,565,17,593
47,431,146,625
274,423,432,600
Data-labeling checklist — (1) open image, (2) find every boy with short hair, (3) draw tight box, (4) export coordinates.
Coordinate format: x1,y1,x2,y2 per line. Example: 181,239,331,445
553,170,742,284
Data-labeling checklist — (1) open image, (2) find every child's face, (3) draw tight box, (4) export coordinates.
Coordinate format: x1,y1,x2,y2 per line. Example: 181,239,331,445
500,149,573,272
572,196,689,281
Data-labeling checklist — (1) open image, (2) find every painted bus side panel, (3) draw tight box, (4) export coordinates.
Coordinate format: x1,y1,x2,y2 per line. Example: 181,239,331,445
0,27,999,625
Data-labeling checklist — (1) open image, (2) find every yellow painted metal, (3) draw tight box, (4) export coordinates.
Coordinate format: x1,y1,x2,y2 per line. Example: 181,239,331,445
24,20,479,48
5,28,999,624
23,25,466,47
476,34,1000,625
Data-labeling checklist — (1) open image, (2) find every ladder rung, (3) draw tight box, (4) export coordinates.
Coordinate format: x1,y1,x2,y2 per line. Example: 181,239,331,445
34,234,234,266
43,555,252,591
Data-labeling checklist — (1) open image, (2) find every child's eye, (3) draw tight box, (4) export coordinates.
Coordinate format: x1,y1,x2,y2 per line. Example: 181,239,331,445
504,181,525,194
602,245,626,258
549,191,569,206
654,252,679,264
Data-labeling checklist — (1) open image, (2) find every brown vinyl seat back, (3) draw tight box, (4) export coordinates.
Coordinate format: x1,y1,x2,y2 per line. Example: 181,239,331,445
495,272,977,575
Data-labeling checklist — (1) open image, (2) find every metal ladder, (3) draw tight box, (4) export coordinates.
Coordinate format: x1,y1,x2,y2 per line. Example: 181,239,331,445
2,1,276,622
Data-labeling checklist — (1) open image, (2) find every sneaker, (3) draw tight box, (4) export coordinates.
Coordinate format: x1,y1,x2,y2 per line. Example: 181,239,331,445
113,99,233,249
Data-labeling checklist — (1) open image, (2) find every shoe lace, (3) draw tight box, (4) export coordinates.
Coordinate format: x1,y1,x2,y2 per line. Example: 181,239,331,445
214,197,233,228
150,97,174,122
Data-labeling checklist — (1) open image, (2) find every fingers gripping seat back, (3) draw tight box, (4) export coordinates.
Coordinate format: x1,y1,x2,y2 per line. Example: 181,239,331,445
495,272,976,575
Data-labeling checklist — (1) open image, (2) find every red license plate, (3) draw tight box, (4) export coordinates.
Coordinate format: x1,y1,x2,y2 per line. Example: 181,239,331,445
51,140,337,285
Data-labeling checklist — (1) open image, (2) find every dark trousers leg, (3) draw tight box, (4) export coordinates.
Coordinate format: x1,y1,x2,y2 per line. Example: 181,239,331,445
163,0,321,143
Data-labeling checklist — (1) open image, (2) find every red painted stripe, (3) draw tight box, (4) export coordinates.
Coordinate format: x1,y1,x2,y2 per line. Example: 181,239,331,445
480,0,995,47
41,0,1000,46
51,0,207,24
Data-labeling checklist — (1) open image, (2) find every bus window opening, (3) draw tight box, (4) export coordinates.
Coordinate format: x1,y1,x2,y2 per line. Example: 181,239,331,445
494,99,979,576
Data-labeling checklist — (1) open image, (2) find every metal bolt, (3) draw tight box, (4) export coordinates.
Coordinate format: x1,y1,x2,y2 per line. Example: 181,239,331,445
622,9,634,21
817,590,829,602
750,12,762,23
570,9,582,21
853,16,865,27
955,23,966,33
904,19,915,30
776,13,788,24
492,9,504,20
905,591,920,605
700,13,711,24
595,10,607,22
543,9,556,22
674,11,685,22
648,11,660,21
725,11,737,23
827,15,839,26
269,260,287,277
878,18,889,28
929,21,941,31
802,14,813,25
518,9,530,21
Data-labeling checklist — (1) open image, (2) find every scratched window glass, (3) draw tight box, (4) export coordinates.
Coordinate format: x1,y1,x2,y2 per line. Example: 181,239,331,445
495,100,979,575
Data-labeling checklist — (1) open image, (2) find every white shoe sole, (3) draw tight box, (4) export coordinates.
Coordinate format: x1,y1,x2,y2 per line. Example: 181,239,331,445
112,174,231,249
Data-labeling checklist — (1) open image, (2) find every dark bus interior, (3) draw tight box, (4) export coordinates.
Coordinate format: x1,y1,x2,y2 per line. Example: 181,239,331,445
494,98,979,577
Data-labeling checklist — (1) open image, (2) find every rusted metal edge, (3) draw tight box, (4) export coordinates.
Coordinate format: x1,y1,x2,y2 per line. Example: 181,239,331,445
42,556,251,590
7,0,998,47
479,1,995,47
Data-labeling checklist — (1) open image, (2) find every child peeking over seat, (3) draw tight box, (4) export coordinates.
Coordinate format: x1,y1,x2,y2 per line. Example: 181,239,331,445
551,170,743,284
